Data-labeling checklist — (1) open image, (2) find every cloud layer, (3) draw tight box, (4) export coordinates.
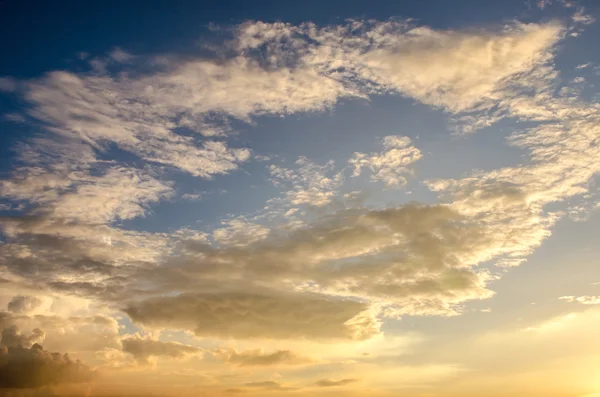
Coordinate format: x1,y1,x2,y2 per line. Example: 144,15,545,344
0,9,598,395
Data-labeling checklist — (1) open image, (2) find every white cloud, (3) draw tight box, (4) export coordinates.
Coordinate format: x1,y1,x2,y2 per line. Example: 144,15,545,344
559,296,600,305
268,157,343,207
350,136,421,187
22,70,252,178
572,7,596,25
2,164,173,225
212,218,270,246
235,19,563,128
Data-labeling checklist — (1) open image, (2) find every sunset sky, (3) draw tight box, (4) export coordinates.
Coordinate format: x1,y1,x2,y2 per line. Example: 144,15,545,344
1,0,600,396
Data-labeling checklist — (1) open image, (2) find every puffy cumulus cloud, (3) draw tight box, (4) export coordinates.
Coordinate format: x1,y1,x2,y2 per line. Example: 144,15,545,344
121,337,203,365
314,378,358,387
212,218,270,247
216,348,311,367
7,297,43,315
0,324,95,390
124,290,380,341
0,311,121,361
0,341,95,389
349,136,422,187
559,296,600,305
268,157,344,208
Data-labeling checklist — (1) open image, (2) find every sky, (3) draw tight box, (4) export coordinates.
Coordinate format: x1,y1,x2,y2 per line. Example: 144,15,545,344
1,0,600,396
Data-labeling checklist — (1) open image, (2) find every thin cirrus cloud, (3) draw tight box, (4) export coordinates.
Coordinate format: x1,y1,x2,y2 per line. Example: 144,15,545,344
0,6,599,396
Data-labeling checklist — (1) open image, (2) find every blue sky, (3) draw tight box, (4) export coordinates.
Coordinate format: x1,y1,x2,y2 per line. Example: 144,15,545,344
1,1,600,396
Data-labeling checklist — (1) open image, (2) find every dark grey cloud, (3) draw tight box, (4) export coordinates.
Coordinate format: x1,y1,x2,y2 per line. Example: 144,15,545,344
0,327,95,389
1,326,45,348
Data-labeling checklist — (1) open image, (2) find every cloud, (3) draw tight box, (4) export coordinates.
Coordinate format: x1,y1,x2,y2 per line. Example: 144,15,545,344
182,193,202,201
158,203,494,317
244,381,295,391
235,19,563,124
0,77,18,92
217,348,310,367
559,296,600,305
121,337,203,364
349,136,422,187
0,218,170,294
124,290,380,340
7,297,43,315
0,311,121,360
314,378,358,387
108,47,135,63
572,7,595,25
20,70,252,178
5,18,560,197
33,167,172,225
268,157,344,207
0,138,174,228
0,326,95,389
536,0,553,9
0,18,586,339
0,14,599,396
212,218,270,247
1,326,45,348
426,79,600,271
0,17,597,378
